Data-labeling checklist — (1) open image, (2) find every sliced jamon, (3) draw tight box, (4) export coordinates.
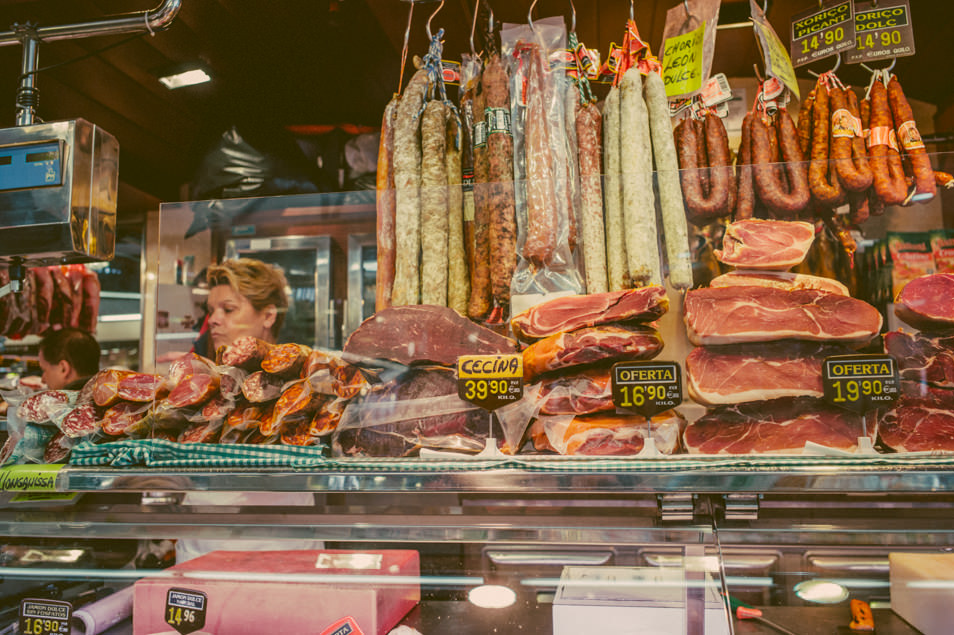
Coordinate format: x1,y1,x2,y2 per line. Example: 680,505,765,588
684,397,868,454
511,287,668,341
530,411,684,456
536,367,614,416
895,273,954,331
710,269,848,296
685,341,851,406
684,286,882,346
879,402,954,452
884,330,954,388
714,219,815,270
523,324,663,381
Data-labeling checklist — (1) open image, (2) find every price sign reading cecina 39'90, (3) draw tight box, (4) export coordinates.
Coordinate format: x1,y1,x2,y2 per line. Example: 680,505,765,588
612,361,683,418
823,355,899,414
457,355,523,411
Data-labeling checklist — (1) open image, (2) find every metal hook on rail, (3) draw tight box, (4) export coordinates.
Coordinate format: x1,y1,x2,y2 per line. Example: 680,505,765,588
398,1,415,93
629,0,634,21
807,51,841,78
469,0,479,56
860,57,897,74
569,0,577,33
426,0,444,41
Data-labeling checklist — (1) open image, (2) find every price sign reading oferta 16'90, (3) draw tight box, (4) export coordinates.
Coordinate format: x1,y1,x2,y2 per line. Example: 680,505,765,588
790,0,855,68
19,599,71,635
457,355,523,411
823,355,899,414
612,361,683,418
845,0,915,64
165,588,207,635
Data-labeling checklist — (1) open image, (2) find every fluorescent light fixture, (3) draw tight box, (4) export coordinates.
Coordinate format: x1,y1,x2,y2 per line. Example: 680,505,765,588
159,67,211,89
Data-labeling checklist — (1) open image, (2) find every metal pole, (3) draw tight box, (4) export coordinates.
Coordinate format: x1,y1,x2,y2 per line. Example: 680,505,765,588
15,28,39,126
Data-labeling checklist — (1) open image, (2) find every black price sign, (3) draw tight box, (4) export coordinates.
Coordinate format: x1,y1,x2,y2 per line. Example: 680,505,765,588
612,361,683,418
165,588,207,635
823,355,899,414
19,599,71,635
845,0,915,64
790,0,855,67
457,354,523,411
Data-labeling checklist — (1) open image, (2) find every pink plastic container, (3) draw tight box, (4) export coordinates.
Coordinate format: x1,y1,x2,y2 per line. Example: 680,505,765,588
133,549,420,635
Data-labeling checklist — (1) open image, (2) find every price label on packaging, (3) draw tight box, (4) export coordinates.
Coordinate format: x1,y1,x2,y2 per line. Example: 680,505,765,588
823,355,900,414
19,599,71,635
612,361,683,418
846,0,915,64
165,588,207,635
790,0,856,67
457,354,524,411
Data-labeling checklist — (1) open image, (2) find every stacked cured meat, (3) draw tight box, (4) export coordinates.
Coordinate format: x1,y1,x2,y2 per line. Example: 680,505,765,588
683,220,883,454
512,287,685,456
0,264,100,337
880,274,954,451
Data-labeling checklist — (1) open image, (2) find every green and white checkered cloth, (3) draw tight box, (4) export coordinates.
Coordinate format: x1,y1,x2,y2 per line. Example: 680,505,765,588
70,439,329,468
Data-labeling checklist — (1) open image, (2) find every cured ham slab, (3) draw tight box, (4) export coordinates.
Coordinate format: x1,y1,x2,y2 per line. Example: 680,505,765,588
523,324,663,381
511,286,668,341
879,401,954,452
344,305,517,366
685,341,850,406
714,219,815,270
536,367,613,416
895,273,954,331
709,269,848,296
530,411,684,456
884,330,954,388
684,397,869,454
684,286,882,346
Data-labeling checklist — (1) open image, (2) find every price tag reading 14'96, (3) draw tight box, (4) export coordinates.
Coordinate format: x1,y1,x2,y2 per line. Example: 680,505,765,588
612,361,683,418
823,355,899,414
457,355,523,411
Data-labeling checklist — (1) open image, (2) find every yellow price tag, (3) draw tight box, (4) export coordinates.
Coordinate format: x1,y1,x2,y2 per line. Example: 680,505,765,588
755,20,800,100
457,354,523,411
661,22,707,97
0,465,62,492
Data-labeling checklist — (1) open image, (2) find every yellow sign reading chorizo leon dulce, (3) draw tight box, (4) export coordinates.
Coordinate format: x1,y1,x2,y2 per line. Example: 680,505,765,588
0,464,63,492
661,22,707,97
457,354,523,412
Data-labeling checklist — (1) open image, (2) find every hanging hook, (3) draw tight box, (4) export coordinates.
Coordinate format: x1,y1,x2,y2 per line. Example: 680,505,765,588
426,0,444,41
683,0,691,17
469,0,479,56
528,0,538,31
629,0,634,21
569,0,577,33
398,1,415,94
860,57,897,74
830,51,841,74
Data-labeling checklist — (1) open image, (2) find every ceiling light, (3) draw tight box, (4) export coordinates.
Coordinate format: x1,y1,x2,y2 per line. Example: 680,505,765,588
158,68,211,89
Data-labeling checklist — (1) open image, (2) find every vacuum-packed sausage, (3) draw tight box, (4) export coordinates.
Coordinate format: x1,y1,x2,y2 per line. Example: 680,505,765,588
524,49,559,266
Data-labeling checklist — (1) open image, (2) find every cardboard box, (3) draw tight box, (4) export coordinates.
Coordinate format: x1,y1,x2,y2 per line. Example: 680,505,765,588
890,552,954,635
134,549,419,635
552,566,730,635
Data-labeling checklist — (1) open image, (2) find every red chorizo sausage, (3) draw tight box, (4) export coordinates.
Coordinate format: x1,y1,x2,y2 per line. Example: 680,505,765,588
809,84,845,208
888,76,936,201
753,112,811,217
867,80,907,206
831,87,873,192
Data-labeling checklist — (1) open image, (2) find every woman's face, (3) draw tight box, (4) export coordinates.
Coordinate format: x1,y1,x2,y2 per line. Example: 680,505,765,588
206,284,277,350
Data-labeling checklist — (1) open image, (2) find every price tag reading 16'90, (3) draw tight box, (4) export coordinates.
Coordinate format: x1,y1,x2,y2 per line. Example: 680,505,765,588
457,355,523,411
823,355,899,414
612,361,683,418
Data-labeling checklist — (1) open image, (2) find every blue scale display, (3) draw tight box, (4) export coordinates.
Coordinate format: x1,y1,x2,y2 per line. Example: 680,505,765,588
0,140,62,191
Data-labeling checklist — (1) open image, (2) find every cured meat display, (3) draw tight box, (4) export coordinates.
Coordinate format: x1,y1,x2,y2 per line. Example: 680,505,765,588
537,368,614,416
714,220,815,270
709,270,848,296
511,287,668,342
523,325,663,382
685,342,850,407
879,402,954,452
884,331,954,397
685,286,882,346
895,274,954,331
530,411,685,456
684,397,870,454
0,264,100,337
343,305,517,366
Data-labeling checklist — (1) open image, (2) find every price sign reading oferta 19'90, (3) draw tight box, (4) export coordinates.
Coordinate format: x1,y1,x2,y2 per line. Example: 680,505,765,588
612,361,683,418
823,355,899,414
457,354,523,411
790,0,855,68
165,589,207,635
845,0,915,64
19,599,71,635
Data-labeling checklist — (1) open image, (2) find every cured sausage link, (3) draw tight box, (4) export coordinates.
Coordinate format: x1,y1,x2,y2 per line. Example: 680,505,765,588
602,88,628,290
734,112,755,220
809,84,845,207
867,80,907,206
420,100,448,306
467,83,492,319
831,87,873,192
753,112,810,217
576,101,607,294
375,95,399,311
796,89,815,157
446,109,469,314
524,47,559,266
677,113,731,225
888,76,936,201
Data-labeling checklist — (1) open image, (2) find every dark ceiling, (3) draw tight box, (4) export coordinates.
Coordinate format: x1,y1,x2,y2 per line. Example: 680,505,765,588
0,0,951,224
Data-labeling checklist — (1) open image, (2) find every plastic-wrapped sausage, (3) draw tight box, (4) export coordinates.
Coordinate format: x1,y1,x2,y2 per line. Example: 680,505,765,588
375,95,399,311
117,373,167,403
602,88,628,290
392,69,429,306
261,342,311,378
831,87,873,193
217,335,272,370
467,83,493,319
241,370,283,404
867,79,907,206
752,112,811,217
564,88,581,253
809,84,845,207
644,71,692,290
460,83,477,283
524,49,559,266
888,76,936,201
619,68,661,286
420,100,449,306
445,107,469,314
576,101,607,294
484,55,518,306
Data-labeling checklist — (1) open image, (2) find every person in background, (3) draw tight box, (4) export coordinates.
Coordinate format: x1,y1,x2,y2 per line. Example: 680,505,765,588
192,258,289,358
38,328,101,390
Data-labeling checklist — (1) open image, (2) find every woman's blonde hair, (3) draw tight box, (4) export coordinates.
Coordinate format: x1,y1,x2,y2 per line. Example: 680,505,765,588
207,258,289,338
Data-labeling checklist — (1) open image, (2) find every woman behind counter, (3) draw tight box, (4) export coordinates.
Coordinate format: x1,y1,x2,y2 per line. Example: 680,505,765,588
193,258,289,358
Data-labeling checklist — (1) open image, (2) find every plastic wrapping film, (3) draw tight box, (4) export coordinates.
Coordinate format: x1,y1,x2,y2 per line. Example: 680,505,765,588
531,410,685,456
